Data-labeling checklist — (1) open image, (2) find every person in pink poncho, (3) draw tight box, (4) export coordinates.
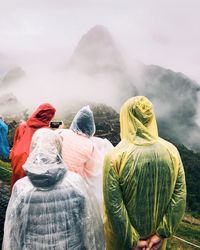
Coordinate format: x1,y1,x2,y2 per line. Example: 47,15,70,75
56,106,113,208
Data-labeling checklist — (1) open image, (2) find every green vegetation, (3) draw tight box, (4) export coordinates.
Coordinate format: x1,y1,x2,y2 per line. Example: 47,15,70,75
0,160,11,170
176,144,200,216
167,215,200,249
0,160,11,183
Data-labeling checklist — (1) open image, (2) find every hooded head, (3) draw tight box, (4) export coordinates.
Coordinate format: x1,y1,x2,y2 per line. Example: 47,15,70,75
70,105,96,137
27,103,56,128
23,128,66,188
120,96,158,145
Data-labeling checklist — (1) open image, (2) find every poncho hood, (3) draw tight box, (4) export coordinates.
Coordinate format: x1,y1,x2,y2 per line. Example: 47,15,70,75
27,103,56,128
23,160,66,188
23,128,66,188
70,105,96,137
120,96,158,145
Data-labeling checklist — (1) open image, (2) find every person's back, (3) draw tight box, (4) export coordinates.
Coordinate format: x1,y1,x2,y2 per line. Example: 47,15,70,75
58,106,113,208
60,129,113,208
103,96,186,250
3,129,104,250
60,129,94,178
10,103,56,190
7,173,87,250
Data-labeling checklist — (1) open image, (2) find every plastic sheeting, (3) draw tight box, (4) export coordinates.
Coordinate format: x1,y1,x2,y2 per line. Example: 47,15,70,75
103,96,186,250
56,130,113,210
57,106,113,209
89,137,113,207
3,128,104,250
70,106,95,137
0,118,10,159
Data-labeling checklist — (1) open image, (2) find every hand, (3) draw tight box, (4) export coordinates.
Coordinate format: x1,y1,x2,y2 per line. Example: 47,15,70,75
58,121,65,129
133,240,149,250
147,234,164,250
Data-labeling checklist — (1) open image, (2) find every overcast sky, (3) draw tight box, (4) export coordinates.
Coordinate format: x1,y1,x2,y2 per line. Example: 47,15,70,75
0,0,200,82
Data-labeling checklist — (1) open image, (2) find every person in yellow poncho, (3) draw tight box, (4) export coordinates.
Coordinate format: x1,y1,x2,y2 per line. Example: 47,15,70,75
103,96,186,250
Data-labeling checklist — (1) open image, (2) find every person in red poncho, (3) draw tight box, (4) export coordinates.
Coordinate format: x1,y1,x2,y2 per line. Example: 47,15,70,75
10,103,56,190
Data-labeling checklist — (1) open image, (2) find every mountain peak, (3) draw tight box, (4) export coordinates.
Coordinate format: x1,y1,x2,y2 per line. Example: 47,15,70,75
68,25,125,74
0,93,25,119
2,67,26,84
81,25,113,44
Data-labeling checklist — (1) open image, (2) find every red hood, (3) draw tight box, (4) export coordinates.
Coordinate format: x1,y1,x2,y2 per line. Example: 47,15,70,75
27,103,56,128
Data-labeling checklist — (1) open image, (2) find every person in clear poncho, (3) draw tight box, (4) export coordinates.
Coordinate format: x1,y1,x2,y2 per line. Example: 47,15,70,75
56,106,113,208
103,96,186,250
0,116,10,160
3,128,104,250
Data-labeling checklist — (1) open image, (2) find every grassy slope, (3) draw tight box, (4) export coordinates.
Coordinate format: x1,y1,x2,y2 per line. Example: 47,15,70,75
0,160,11,183
167,217,200,249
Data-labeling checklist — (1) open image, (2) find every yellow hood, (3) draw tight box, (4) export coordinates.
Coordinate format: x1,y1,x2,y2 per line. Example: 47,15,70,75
120,96,158,145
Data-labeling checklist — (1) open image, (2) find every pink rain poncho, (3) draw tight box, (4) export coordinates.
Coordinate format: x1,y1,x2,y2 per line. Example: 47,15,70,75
57,106,113,207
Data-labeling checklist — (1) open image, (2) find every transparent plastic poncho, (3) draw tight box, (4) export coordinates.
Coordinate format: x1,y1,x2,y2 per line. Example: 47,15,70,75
103,96,186,250
57,106,113,210
70,106,95,137
56,131,113,211
3,128,104,250
90,137,113,209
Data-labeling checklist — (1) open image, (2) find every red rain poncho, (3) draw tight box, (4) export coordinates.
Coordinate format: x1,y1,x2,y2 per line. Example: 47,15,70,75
10,103,56,190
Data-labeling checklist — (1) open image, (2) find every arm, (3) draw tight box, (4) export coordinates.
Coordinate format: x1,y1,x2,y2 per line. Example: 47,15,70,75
156,157,186,238
103,155,140,249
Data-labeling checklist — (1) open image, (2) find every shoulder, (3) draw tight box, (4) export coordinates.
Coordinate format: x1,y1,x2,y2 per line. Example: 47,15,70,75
158,137,180,156
103,141,129,174
91,137,113,151
65,170,84,183
0,120,7,130
13,176,34,194
56,129,74,139
16,122,27,133
62,171,88,195
107,140,129,160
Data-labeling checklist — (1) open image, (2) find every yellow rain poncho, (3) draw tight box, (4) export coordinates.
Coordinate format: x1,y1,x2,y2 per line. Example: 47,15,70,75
103,96,186,250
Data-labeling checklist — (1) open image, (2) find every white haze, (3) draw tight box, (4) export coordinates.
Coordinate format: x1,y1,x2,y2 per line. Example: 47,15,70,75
1,0,200,115
0,67,125,115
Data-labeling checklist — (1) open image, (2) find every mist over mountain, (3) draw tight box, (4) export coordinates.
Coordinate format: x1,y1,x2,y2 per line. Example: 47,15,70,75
67,25,200,150
133,64,200,150
67,25,137,107
0,93,26,120
0,25,200,150
1,67,26,86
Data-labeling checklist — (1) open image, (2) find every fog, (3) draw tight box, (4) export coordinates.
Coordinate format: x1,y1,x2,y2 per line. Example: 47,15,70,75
1,0,200,149
1,0,200,79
